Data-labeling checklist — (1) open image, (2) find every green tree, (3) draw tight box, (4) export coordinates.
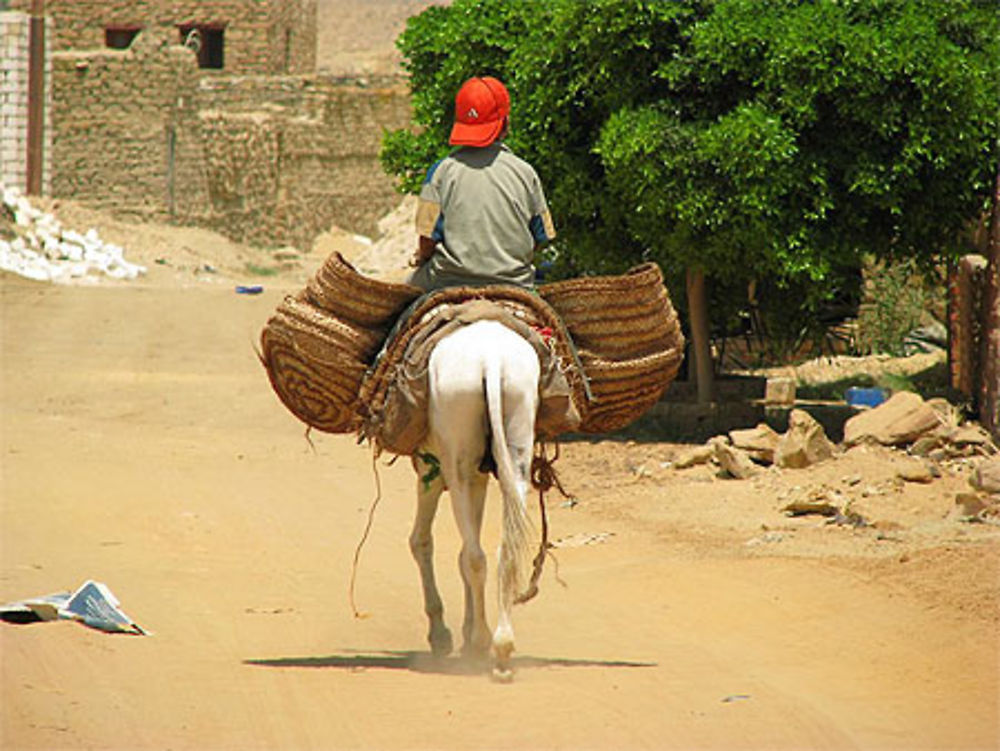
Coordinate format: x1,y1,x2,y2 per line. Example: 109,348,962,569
383,0,1000,401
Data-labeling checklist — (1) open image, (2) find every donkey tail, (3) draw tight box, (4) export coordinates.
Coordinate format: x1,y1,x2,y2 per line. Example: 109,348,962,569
483,357,532,608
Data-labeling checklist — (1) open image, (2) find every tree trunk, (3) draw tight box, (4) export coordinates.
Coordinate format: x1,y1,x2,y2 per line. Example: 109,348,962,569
686,267,715,404
980,161,1000,439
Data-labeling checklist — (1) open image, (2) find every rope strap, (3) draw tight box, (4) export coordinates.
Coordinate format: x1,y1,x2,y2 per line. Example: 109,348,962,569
515,441,571,604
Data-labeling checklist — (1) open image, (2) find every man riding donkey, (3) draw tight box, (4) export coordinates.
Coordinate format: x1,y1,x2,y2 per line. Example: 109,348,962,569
408,76,557,291
259,76,683,681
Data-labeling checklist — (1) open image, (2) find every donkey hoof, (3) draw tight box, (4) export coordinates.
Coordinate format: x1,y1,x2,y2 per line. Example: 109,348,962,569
491,640,514,682
429,627,454,657
491,666,514,684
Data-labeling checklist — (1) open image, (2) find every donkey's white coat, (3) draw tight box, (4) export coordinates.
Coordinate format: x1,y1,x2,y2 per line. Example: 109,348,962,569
411,319,539,681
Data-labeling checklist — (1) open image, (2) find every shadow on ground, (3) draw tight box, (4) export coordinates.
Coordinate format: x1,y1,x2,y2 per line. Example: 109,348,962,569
245,649,655,676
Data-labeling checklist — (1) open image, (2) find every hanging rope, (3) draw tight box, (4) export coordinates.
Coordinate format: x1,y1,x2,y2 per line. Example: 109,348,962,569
349,445,383,619
515,441,572,604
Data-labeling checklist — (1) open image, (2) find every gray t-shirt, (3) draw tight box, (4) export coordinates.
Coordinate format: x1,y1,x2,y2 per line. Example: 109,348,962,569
412,143,555,290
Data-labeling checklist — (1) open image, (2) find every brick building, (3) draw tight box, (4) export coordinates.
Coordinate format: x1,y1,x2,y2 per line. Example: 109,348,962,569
1,0,411,246
8,0,317,75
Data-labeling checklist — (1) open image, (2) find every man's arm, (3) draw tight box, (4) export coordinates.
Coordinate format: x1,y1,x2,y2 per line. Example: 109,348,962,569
411,235,437,267
413,187,443,267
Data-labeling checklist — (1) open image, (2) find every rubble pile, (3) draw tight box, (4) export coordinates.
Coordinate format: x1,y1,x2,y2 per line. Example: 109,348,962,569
0,187,146,283
674,391,1000,522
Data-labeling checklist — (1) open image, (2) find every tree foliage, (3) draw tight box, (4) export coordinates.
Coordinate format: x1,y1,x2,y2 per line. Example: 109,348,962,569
382,0,999,323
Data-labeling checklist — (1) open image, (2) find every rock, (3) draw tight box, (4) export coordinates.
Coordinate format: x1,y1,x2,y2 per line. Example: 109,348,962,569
948,424,994,448
776,409,834,469
895,457,935,483
674,444,714,469
927,398,962,434
729,423,780,465
714,441,757,479
970,458,1000,494
0,187,146,282
953,492,989,518
910,435,945,457
783,488,841,517
843,391,943,447
764,377,796,405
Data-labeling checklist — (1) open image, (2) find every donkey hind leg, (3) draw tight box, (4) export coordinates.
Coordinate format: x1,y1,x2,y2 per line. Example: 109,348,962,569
451,466,490,657
410,454,453,657
427,369,493,658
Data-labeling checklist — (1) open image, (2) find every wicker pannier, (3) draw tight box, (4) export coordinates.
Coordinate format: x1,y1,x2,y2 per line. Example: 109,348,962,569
260,295,378,433
260,254,686,441
305,252,421,329
538,263,685,433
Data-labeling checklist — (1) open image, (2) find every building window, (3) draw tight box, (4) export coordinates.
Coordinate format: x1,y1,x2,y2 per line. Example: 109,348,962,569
105,27,141,50
178,25,225,69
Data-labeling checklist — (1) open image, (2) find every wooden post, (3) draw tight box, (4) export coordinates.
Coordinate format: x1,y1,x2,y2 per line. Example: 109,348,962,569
25,0,45,195
980,162,1000,438
686,267,715,404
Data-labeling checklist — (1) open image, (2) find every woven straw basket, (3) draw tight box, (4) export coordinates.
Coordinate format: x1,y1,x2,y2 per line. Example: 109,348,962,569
539,264,665,322
261,254,423,434
261,295,380,433
539,263,685,433
306,252,421,328
261,253,685,439
576,347,684,433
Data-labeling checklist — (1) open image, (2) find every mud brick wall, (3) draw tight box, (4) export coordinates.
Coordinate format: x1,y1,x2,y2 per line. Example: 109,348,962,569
197,110,282,242
51,33,209,221
8,0,316,75
280,80,412,243
42,5,408,249
193,75,411,246
1,11,52,195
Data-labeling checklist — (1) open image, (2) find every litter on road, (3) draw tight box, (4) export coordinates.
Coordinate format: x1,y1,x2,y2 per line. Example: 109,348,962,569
0,580,146,635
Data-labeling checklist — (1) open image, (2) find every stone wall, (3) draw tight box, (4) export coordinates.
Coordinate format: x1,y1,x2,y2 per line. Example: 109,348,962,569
1,11,52,195
194,75,411,245
50,32,410,246
51,33,209,221
23,0,403,249
8,0,316,75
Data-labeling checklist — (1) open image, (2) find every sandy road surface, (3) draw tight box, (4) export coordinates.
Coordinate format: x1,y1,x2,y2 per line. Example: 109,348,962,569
1,272,998,750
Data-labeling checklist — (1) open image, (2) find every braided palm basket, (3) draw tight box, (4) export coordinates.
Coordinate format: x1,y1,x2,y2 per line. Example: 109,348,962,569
539,263,685,433
261,251,684,439
261,253,422,434
305,252,422,328
576,347,684,433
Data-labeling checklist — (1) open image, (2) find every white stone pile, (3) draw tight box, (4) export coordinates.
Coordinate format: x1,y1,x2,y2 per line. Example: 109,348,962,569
0,186,147,283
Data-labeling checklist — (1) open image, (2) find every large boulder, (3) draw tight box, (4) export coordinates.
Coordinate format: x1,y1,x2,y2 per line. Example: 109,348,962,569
843,391,943,447
777,409,835,468
730,423,781,465
673,444,715,469
971,458,1000,494
714,440,757,479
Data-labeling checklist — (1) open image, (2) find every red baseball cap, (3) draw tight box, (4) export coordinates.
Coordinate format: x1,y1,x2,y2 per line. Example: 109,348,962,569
449,76,510,147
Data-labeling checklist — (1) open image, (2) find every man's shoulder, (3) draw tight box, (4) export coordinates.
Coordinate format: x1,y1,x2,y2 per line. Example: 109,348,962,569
423,154,452,185
494,144,541,178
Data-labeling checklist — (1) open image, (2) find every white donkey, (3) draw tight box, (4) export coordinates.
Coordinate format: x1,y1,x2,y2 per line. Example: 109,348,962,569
410,319,539,682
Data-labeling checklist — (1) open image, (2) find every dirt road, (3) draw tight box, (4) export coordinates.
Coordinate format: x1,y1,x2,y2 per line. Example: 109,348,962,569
1,269,998,750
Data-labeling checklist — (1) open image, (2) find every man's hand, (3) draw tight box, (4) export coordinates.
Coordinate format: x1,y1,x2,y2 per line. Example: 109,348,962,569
410,235,436,267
